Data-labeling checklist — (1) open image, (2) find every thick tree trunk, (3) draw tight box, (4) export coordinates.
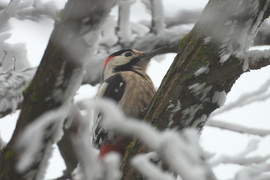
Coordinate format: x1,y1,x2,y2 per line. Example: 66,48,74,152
0,2,83,179
121,0,270,179
0,0,118,179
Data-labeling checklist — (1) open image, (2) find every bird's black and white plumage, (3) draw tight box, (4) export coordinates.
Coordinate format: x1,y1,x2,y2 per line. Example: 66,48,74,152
93,48,166,158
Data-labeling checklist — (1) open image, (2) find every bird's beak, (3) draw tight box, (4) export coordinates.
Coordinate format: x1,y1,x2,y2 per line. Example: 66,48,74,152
139,46,168,60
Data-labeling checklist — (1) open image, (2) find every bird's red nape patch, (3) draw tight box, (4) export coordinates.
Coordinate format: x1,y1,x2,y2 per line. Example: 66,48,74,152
103,55,114,69
99,144,125,159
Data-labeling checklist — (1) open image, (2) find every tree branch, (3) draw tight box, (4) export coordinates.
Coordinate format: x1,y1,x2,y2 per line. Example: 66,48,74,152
16,1,58,21
210,78,270,117
0,0,120,179
0,27,184,116
121,0,270,179
209,139,269,166
207,119,270,137
117,0,134,44
165,9,202,28
147,0,270,131
0,68,36,118
150,0,164,34
247,49,270,70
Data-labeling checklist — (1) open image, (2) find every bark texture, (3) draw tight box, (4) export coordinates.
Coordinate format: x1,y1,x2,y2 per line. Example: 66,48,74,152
121,0,270,179
0,0,118,179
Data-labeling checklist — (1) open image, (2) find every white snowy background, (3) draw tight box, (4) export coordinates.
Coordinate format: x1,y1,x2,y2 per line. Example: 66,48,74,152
0,0,270,179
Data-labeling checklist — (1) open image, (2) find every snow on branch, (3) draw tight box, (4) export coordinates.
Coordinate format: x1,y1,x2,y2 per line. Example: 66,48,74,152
81,99,216,180
246,49,270,70
236,163,270,180
132,153,176,180
0,68,36,118
0,0,20,27
200,0,270,70
117,0,134,44
150,0,164,34
207,119,270,137
209,139,270,167
68,101,122,180
0,42,30,73
210,78,270,117
15,0,58,21
0,0,58,23
0,0,47,26
68,104,101,180
16,103,72,179
0,131,5,150
165,9,202,28
131,25,188,52
10,0,123,178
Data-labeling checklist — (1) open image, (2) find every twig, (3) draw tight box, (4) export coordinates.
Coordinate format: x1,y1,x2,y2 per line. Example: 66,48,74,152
150,0,164,34
207,119,270,137
118,0,134,43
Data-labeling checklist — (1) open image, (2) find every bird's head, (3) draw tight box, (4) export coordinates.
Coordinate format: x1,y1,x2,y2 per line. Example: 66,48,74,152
102,47,167,80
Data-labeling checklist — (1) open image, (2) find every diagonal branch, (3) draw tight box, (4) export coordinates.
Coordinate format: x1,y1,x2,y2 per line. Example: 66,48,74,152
0,0,120,179
207,119,270,137
121,0,270,179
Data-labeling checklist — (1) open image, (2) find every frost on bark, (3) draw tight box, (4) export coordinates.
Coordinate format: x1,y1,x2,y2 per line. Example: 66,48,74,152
0,0,118,179
121,0,270,179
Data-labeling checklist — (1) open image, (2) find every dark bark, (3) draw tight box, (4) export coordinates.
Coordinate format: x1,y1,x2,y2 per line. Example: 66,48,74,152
0,0,118,179
57,128,78,177
121,0,270,179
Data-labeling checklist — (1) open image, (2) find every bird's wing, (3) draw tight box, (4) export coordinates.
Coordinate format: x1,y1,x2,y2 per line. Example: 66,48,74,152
102,73,126,101
93,73,126,147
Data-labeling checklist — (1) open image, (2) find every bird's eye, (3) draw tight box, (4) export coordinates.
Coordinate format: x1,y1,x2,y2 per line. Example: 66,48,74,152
124,51,133,57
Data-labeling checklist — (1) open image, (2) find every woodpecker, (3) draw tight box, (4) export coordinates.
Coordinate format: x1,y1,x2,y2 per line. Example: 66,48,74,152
93,47,166,158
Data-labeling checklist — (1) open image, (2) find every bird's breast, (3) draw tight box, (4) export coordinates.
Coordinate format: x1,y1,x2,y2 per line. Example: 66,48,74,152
119,71,156,118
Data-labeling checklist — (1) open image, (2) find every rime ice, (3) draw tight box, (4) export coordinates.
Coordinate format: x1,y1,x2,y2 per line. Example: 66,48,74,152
212,91,227,107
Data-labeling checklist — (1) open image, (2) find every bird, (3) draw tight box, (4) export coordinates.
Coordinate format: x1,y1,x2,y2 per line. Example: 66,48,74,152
93,47,166,159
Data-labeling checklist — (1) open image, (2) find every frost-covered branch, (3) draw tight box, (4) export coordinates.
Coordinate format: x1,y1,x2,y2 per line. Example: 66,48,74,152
207,119,270,137
150,0,164,34
0,68,35,118
82,99,216,180
165,9,201,28
117,0,134,44
132,154,176,180
0,0,58,23
136,1,270,168
236,163,270,180
0,0,120,179
211,79,270,117
247,49,270,70
16,103,71,179
68,104,101,180
215,1,270,71
15,0,58,21
68,101,121,180
131,26,188,52
210,139,269,167
0,0,20,28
